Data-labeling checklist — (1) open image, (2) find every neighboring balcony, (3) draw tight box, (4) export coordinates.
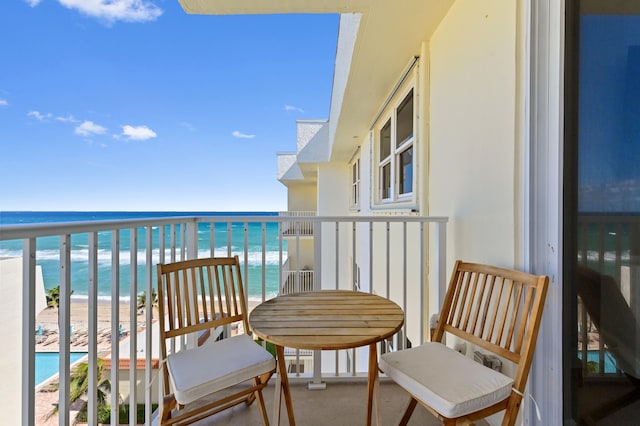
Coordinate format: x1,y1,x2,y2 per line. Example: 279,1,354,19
279,210,316,237
280,259,314,295
1,214,448,425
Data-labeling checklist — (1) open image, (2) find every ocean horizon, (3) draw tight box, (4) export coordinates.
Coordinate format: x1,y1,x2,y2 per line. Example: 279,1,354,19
0,211,285,301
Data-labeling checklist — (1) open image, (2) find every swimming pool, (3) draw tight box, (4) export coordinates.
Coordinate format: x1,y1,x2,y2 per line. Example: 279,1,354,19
36,352,87,386
578,350,617,373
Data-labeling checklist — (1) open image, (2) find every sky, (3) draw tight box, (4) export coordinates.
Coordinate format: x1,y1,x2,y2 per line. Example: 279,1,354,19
0,1,339,212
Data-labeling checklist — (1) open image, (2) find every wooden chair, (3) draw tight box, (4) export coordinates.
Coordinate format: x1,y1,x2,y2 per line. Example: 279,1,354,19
379,260,549,426
157,256,276,425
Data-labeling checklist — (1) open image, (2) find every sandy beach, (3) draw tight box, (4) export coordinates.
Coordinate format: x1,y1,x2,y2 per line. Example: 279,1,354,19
35,300,137,353
35,298,262,353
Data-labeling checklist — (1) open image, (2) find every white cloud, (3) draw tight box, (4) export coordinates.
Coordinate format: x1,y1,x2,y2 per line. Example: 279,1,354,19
75,120,107,136
179,121,196,132
284,104,304,114
120,124,157,140
57,0,163,24
55,114,79,123
24,0,42,7
0,99,7,107
232,130,256,139
27,110,52,121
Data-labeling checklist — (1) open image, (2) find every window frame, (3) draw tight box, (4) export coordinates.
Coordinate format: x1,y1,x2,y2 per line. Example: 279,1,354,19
350,157,361,210
373,80,417,208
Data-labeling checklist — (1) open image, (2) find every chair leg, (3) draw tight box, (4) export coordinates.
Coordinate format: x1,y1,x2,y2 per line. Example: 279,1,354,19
160,395,177,425
256,387,270,425
501,394,523,426
399,398,418,426
246,376,261,406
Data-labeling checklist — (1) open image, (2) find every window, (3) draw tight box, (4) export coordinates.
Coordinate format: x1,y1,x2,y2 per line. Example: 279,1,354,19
351,157,360,209
376,88,415,205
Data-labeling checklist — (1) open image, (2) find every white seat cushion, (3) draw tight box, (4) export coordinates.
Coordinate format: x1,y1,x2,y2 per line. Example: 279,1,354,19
167,334,276,405
379,342,513,418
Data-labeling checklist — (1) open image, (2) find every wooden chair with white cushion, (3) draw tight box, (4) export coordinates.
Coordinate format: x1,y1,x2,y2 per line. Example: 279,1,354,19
379,260,549,426
157,256,276,425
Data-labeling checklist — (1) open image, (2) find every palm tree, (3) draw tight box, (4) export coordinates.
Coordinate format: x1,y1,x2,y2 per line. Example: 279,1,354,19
70,359,111,416
46,285,73,332
46,286,61,310
136,288,158,318
48,358,117,424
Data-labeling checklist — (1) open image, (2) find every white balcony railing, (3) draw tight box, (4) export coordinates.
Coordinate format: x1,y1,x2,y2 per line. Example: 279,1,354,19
280,259,314,295
1,214,447,425
279,210,315,236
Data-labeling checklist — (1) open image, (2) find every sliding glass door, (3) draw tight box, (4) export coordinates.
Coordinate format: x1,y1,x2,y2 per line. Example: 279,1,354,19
564,1,640,424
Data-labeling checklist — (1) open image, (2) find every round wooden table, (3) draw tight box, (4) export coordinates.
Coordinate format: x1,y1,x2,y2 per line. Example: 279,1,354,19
249,290,405,426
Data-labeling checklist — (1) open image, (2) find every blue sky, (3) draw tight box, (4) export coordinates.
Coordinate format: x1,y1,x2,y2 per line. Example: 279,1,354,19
0,1,338,212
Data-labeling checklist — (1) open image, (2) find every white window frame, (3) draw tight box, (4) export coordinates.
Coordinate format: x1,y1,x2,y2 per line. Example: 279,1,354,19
350,157,360,210
373,79,417,209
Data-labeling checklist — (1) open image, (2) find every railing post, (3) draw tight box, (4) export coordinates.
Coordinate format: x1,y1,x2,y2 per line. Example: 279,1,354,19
145,226,154,425
88,232,98,426
434,221,447,311
110,231,120,426
22,238,36,426
129,227,138,425
310,220,325,390
59,235,71,426
186,220,199,260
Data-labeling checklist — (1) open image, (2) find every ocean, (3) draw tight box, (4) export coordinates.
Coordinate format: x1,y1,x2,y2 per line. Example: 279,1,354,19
0,211,285,301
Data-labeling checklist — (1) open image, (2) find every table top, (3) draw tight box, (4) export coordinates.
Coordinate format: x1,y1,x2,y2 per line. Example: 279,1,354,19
249,290,404,350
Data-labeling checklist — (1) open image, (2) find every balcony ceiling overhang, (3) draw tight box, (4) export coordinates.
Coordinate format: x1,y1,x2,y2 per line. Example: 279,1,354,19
178,0,455,163
329,0,454,162
179,0,370,15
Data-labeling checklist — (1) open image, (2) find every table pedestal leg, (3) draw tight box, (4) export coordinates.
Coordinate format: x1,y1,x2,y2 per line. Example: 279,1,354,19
367,342,382,426
274,345,295,425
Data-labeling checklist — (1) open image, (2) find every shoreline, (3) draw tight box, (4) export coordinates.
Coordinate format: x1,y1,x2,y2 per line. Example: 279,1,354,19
67,293,275,304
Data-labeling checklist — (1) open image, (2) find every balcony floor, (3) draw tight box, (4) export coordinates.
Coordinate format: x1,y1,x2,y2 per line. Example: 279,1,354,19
183,379,487,426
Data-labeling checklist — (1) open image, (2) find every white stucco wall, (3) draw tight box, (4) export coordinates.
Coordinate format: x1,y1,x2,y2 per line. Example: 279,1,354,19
287,183,317,212
429,0,518,270
428,2,519,424
317,163,351,292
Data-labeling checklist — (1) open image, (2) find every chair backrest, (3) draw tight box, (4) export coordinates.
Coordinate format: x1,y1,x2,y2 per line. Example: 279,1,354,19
433,260,549,394
156,256,250,394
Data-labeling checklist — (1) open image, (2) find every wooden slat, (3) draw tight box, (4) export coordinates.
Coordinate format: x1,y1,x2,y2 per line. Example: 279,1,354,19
176,270,185,329
504,282,524,350
214,265,224,320
206,265,216,322
496,278,515,347
255,327,399,336
514,286,535,353
190,266,199,325
469,273,487,336
250,315,404,322
446,270,463,327
486,276,504,343
477,274,496,339
462,272,481,332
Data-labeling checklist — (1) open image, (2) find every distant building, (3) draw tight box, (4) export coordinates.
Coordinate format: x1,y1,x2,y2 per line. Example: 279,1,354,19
0,257,46,425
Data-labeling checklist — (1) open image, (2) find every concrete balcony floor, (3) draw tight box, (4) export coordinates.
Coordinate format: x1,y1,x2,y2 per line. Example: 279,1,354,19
184,379,487,426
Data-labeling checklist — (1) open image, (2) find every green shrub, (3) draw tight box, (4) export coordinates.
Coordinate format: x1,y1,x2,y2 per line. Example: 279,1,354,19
255,338,277,358
75,403,158,424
